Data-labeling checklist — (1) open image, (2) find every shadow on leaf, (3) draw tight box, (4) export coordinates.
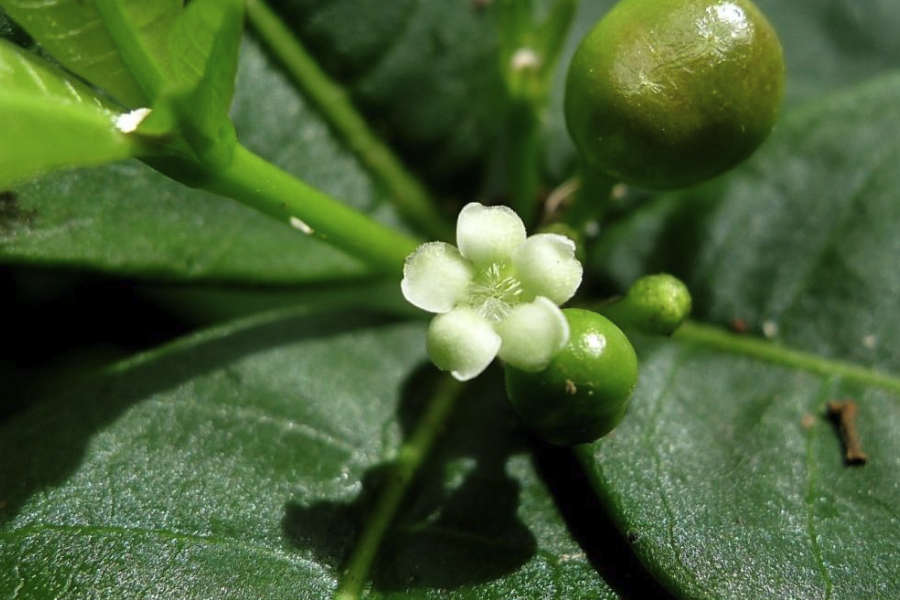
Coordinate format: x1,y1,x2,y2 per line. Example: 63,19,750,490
282,365,538,591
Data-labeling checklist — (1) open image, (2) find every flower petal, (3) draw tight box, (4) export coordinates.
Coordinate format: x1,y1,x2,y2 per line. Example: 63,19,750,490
497,297,569,372
512,233,583,304
426,308,501,381
456,202,526,267
401,242,474,313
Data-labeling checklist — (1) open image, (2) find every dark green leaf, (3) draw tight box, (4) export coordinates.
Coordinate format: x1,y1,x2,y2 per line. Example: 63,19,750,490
269,0,504,184
0,40,133,189
0,0,180,106
580,74,900,599
0,310,642,599
0,39,406,283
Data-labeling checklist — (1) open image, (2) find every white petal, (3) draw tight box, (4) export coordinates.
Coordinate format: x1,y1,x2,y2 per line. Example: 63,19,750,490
401,242,474,313
456,202,527,267
512,233,583,304
496,297,570,372
426,308,501,381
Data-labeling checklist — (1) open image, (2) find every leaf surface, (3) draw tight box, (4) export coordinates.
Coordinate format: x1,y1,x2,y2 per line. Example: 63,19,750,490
0,0,180,106
0,309,642,599
0,39,133,189
154,0,243,166
580,74,900,599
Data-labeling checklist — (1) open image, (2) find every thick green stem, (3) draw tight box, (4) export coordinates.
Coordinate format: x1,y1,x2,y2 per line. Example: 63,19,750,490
200,144,420,275
244,0,452,241
333,377,463,600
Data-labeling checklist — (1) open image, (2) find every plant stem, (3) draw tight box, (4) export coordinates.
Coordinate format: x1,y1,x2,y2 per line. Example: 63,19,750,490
244,0,452,241
675,321,900,396
200,144,420,275
506,96,543,226
333,376,463,600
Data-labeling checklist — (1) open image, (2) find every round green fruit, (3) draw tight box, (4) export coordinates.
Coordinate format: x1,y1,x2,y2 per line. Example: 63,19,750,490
505,309,638,445
565,0,785,189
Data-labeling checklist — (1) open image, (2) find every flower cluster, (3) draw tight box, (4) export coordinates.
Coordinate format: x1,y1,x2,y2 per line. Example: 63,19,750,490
401,203,583,381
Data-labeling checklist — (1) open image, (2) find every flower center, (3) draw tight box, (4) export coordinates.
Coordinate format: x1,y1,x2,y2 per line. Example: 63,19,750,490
465,263,523,323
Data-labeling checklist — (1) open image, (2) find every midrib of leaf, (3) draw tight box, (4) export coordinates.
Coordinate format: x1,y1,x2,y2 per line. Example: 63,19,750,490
674,321,900,396
332,376,464,600
0,522,318,570
92,0,166,100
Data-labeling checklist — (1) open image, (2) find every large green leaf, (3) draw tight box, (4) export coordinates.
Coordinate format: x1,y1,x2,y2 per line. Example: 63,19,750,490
0,0,180,106
0,308,659,599
0,39,133,189
579,74,900,599
0,38,405,283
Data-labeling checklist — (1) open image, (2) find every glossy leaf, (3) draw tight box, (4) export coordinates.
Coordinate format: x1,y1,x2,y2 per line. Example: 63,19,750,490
0,39,400,283
0,309,652,599
580,74,900,599
0,39,133,189
0,0,180,106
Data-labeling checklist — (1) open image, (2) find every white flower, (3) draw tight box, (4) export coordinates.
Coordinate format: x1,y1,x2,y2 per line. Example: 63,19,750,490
401,202,583,381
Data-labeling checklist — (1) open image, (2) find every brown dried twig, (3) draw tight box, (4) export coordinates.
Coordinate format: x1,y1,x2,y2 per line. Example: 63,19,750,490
827,400,868,466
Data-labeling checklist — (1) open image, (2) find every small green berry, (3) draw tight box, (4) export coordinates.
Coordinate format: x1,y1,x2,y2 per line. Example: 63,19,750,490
505,308,638,445
604,274,692,336
565,0,785,189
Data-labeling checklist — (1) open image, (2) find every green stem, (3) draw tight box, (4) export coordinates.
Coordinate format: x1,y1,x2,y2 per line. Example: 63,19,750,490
200,144,420,275
333,376,464,600
675,321,900,396
565,164,615,231
244,0,452,241
506,97,542,226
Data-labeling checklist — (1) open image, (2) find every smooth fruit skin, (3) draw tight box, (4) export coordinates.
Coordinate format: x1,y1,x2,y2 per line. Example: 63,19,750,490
505,309,638,445
565,0,785,189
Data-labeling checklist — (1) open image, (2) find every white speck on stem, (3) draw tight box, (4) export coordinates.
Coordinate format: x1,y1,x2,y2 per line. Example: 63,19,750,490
289,216,314,234
762,320,779,338
114,108,151,133
511,48,541,72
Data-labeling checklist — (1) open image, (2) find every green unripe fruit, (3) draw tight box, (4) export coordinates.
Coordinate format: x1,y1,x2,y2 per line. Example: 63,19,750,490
604,273,692,336
505,309,638,445
565,0,785,189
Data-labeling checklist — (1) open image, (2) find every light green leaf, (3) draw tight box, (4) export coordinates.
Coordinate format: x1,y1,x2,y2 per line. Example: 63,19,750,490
581,74,900,599
0,310,646,599
0,39,133,189
148,0,244,167
0,0,180,106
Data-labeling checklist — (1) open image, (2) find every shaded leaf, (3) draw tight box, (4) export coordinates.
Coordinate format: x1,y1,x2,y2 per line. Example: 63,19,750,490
269,0,504,184
0,39,133,189
0,309,649,598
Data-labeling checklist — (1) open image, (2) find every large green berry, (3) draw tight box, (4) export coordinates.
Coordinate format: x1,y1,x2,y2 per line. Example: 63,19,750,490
565,0,785,189
505,309,638,445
